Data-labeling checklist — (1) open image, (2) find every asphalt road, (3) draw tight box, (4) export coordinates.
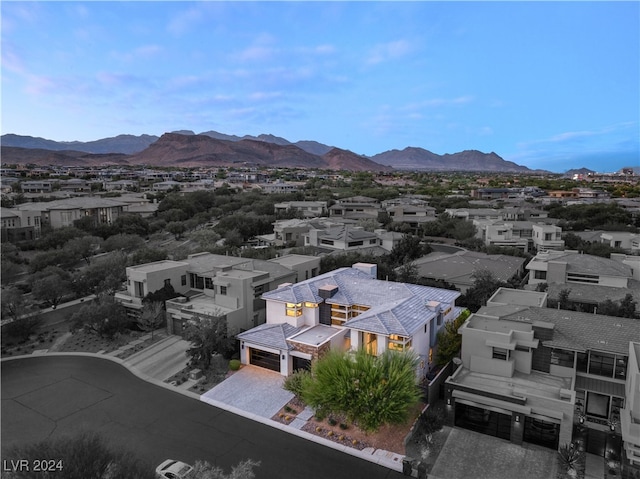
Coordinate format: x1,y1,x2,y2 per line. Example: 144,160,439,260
1,356,403,479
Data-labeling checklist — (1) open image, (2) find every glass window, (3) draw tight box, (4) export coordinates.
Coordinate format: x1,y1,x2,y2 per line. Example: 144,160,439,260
589,352,615,377
286,302,302,317
181,275,187,286
493,348,508,360
615,356,628,380
576,352,588,372
550,349,575,368
220,285,227,295
204,277,213,289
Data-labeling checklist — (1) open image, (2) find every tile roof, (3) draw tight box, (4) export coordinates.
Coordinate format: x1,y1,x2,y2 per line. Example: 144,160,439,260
484,306,640,355
539,251,631,277
546,281,640,310
263,267,461,336
411,250,526,286
236,323,302,350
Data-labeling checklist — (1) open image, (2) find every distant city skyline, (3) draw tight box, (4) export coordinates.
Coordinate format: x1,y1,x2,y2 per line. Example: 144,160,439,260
2,1,638,173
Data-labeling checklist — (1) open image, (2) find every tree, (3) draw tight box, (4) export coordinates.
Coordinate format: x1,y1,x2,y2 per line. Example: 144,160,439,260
31,271,71,308
166,221,187,240
435,309,470,366
72,252,128,296
29,249,70,273
619,293,637,318
458,270,507,312
1,287,41,341
64,235,103,265
145,283,179,304
388,234,432,266
301,349,421,433
137,301,165,339
3,431,154,479
103,233,144,252
185,314,237,369
191,459,260,479
131,247,168,265
70,294,129,339
558,288,572,310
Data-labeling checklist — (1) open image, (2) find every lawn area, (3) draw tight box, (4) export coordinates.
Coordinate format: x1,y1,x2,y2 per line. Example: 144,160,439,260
429,428,558,479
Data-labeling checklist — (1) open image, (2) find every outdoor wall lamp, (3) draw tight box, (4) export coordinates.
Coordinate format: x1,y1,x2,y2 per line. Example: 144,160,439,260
515,415,520,423
447,398,451,405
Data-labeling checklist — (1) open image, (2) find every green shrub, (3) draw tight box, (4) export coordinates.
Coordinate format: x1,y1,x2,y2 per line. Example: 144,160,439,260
229,359,241,371
328,417,337,426
302,349,421,433
339,423,349,430
283,369,311,398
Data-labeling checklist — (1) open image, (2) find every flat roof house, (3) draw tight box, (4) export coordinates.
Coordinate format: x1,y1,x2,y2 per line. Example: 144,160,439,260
237,263,463,378
115,253,320,335
526,250,640,314
445,288,640,461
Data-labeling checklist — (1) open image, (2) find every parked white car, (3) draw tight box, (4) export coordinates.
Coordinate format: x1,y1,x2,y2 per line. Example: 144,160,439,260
155,459,194,479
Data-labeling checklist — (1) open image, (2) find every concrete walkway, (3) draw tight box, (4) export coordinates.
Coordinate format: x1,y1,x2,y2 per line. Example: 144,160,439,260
585,453,604,479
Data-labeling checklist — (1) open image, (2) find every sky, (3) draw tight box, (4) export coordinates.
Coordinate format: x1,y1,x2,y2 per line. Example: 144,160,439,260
1,1,638,173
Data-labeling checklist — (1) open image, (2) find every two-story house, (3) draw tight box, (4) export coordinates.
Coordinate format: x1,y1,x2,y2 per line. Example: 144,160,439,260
115,253,321,335
445,288,640,459
329,196,381,220
526,251,640,314
237,263,463,378
474,220,564,253
274,201,328,218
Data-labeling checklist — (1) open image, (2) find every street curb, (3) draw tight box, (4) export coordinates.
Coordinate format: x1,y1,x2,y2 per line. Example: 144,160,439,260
1,353,404,473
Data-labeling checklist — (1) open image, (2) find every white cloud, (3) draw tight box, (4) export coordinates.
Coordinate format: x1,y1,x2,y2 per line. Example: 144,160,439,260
366,39,412,65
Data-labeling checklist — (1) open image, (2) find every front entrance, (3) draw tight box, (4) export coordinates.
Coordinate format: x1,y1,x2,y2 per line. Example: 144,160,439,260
523,416,560,450
249,348,281,372
455,402,511,441
292,356,311,372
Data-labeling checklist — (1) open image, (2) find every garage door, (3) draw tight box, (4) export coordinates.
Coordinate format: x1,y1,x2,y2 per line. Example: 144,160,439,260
455,402,511,441
523,416,560,450
249,348,281,372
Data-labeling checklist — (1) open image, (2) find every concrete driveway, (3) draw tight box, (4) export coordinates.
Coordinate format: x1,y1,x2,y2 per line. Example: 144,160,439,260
200,365,293,419
429,428,558,479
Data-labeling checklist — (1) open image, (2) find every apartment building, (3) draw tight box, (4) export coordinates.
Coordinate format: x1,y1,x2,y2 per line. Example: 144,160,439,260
237,263,463,377
445,288,640,462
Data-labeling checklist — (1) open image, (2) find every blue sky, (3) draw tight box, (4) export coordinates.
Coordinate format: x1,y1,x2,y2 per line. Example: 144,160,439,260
2,1,638,173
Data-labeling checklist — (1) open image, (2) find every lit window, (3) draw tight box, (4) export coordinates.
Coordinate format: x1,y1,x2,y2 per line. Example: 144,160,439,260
304,302,318,308
388,334,412,352
286,302,302,317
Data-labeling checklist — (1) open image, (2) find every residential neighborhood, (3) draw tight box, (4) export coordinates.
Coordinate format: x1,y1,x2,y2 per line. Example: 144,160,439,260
2,165,640,479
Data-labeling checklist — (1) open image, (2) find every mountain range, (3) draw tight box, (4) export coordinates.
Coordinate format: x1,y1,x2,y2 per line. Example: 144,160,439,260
1,131,537,172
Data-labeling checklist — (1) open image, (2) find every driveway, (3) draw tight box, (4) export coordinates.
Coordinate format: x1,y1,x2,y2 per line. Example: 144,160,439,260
200,365,293,419
429,428,557,479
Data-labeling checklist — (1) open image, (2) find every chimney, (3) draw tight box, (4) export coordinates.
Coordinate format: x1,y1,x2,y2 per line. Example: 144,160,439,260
318,284,338,299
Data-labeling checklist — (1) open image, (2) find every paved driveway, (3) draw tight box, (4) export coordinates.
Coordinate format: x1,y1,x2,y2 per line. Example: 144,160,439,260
429,428,558,479
200,365,294,418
